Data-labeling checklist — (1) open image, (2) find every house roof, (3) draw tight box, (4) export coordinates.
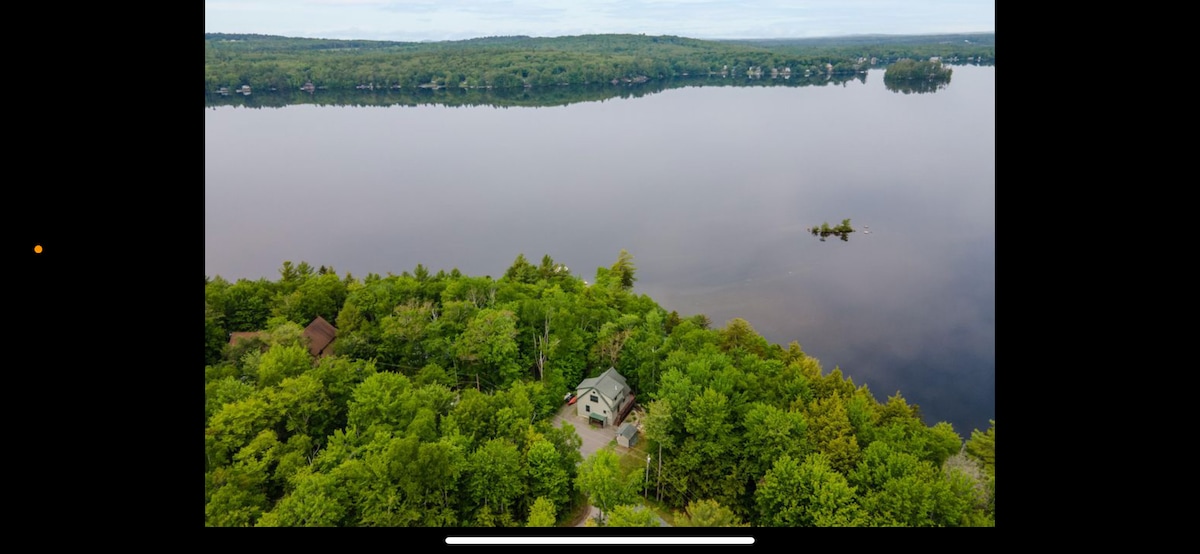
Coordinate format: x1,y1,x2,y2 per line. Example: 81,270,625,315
577,367,630,400
228,331,264,346
303,316,337,356
617,422,637,440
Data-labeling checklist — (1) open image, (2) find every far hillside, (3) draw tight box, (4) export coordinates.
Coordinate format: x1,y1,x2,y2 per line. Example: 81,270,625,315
204,32,995,93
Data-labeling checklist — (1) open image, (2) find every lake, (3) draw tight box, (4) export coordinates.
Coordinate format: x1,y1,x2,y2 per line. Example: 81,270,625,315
205,65,995,436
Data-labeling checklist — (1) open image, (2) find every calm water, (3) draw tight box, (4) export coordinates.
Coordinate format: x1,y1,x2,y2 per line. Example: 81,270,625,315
205,66,995,436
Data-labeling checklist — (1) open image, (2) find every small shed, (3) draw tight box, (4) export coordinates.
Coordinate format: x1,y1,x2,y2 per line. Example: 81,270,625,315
616,422,639,448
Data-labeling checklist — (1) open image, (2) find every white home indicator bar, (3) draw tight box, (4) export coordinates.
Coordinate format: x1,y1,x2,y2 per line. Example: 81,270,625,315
446,537,754,545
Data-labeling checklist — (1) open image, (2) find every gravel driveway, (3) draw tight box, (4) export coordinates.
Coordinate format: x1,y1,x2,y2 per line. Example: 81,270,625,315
546,403,668,527
549,402,617,461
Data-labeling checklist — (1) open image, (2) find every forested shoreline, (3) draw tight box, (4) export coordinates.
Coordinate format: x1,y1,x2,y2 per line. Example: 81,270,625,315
204,71,871,110
205,251,996,526
205,32,995,94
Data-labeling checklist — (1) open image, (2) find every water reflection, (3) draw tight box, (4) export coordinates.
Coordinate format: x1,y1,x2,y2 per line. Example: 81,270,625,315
205,65,995,436
204,72,871,109
203,62,985,107
885,78,951,95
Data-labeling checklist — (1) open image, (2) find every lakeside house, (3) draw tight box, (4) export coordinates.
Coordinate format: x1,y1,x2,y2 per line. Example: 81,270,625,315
575,367,634,428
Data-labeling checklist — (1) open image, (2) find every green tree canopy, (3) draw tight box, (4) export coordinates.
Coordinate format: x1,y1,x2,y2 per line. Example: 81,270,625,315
755,453,865,527
675,499,747,527
965,419,995,475
610,249,637,291
606,504,659,527
576,449,640,524
526,496,557,527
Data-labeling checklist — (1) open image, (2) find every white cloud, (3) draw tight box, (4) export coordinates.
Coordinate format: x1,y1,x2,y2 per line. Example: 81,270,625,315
205,0,995,41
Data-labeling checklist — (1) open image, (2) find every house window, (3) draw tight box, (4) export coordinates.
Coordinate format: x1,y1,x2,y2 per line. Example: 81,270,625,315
590,395,599,403
585,405,590,413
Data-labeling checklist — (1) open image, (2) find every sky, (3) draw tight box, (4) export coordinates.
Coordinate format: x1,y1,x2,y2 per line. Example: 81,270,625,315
204,0,995,42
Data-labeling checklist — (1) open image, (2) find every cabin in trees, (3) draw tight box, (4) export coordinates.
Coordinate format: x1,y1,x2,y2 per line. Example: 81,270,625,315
575,367,635,428
227,316,337,358
302,316,337,357
228,330,264,348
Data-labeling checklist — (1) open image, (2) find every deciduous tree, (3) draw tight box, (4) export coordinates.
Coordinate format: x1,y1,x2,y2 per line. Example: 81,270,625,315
755,453,864,526
576,449,639,525
606,504,658,527
610,249,637,290
526,496,557,527
675,499,746,527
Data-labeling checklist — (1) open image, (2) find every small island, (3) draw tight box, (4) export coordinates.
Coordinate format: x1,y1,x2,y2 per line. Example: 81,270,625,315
809,218,855,242
883,59,952,83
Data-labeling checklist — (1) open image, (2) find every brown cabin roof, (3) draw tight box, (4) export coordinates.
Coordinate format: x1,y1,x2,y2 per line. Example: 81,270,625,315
303,316,337,357
228,331,264,346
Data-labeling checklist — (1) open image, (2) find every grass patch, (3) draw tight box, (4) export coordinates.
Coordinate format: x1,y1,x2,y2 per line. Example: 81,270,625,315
617,444,651,475
639,496,679,527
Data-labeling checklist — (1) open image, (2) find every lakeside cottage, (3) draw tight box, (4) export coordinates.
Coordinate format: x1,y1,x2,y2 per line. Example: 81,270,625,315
575,367,634,428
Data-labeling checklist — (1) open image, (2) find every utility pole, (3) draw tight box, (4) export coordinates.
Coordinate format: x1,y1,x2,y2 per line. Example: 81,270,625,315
644,454,651,498
657,443,663,501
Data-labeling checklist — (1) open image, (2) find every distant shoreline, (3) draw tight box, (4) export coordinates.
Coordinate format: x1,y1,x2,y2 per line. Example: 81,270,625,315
205,32,994,95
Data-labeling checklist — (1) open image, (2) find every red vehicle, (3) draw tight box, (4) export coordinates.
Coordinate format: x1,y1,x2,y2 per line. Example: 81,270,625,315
565,392,578,405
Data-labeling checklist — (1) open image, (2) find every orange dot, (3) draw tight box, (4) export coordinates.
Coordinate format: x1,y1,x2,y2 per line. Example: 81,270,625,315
34,245,43,254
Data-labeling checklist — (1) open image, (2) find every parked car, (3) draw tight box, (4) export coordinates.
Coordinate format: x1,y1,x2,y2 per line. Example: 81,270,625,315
564,392,575,404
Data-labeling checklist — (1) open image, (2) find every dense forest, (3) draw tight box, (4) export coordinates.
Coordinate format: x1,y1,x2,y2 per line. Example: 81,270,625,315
204,32,995,94
205,251,996,526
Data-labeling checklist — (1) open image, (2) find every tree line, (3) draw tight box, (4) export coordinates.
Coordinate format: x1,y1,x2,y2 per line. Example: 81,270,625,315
205,71,869,110
205,251,995,526
204,32,995,94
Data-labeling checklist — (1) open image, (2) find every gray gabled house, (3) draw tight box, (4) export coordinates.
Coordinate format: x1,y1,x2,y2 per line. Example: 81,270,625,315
575,367,634,427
